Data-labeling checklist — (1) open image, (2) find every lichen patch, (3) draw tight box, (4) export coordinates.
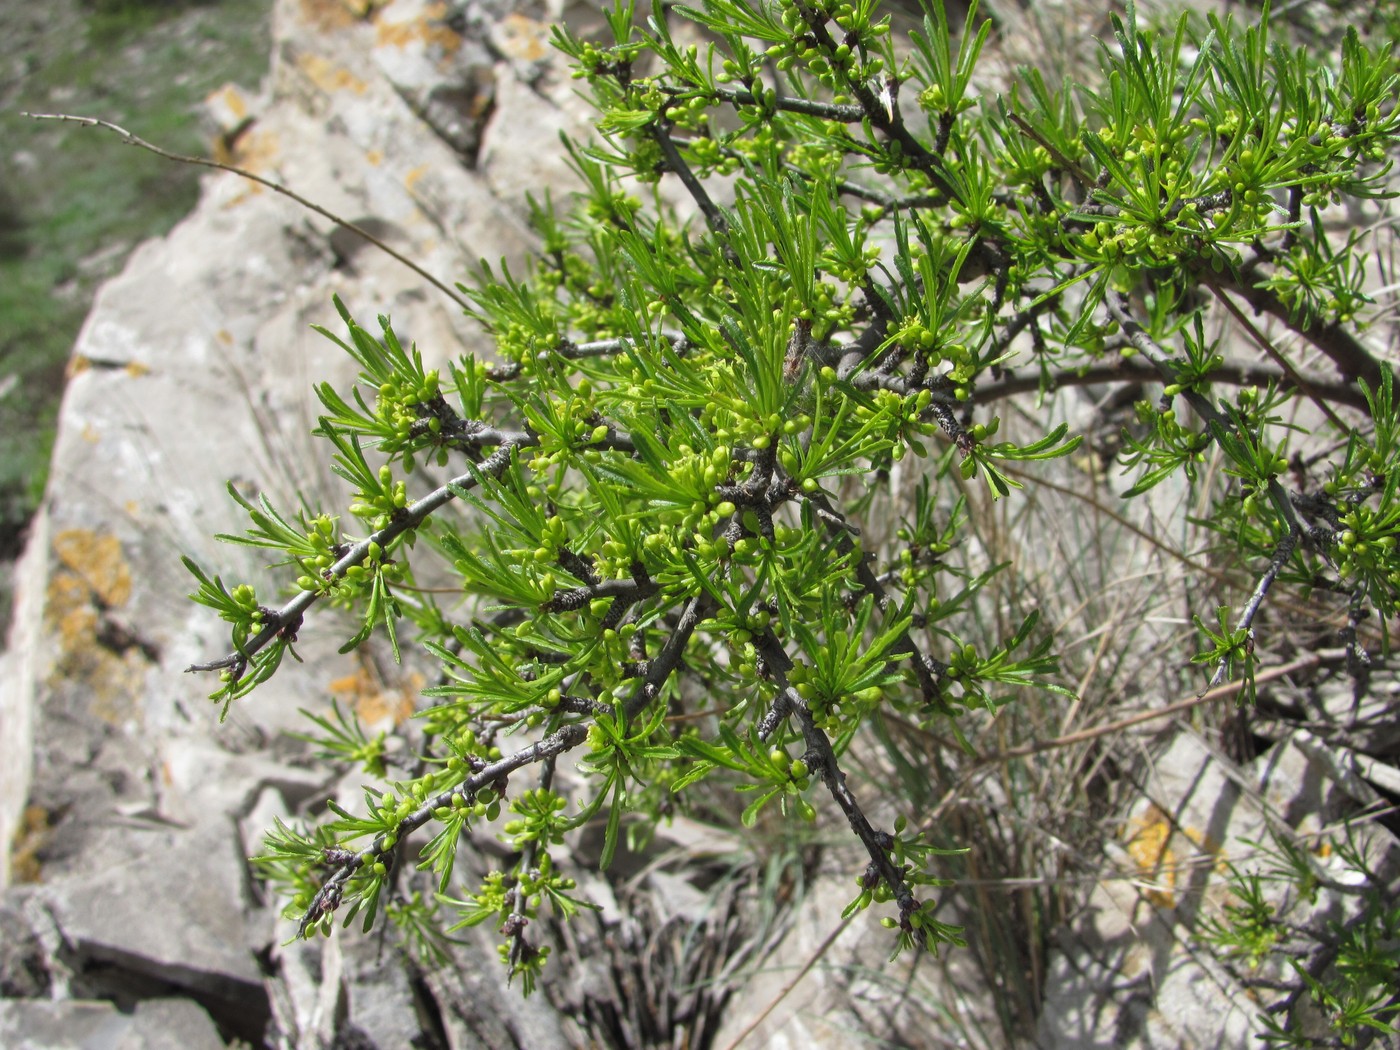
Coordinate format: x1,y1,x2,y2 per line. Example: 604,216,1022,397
52,529,132,609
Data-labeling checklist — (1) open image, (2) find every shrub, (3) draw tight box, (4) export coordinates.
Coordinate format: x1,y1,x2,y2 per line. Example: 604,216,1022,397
186,0,1400,1012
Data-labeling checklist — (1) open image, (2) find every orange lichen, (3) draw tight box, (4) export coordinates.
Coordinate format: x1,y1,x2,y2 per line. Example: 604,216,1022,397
374,3,462,55
9,805,52,884
46,572,98,652
328,660,422,728
1122,805,1223,909
45,530,148,726
297,53,369,96
65,357,149,380
298,0,361,31
224,128,282,174
1124,804,1179,908
209,83,249,122
495,14,550,62
53,529,132,609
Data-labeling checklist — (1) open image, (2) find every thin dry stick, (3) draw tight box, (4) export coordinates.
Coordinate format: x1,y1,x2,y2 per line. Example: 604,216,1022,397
977,649,1343,765
720,914,855,1050
21,111,471,311
1004,463,1373,645
1001,463,1225,583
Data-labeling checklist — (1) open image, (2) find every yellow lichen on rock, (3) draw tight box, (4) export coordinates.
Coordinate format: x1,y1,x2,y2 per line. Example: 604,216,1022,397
52,529,132,609
374,2,462,54
45,530,147,727
46,572,98,656
219,127,281,176
296,52,369,96
211,83,249,122
403,163,431,193
328,660,422,729
1123,803,1222,909
298,0,362,30
8,805,52,884
494,14,550,63
1124,804,1180,908
340,0,390,17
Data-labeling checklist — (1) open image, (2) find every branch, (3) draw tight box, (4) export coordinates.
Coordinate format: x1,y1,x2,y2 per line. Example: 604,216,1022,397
755,631,927,941
187,440,525,676
805,491,947,708
298,723,588,936
484,334,689,382
662,82,864,123
824,301,1368,411
1106,292,1232,430
190,387,649,683
787,1,952,199
21,112,471,311
542,574,657,613
1203,259,1390,389
1204,278,1350,430
651,120,731,242
505,754,559,976
982,358,1368,411
624,592,710,722
972,649,1344,765
1207,517,1300,690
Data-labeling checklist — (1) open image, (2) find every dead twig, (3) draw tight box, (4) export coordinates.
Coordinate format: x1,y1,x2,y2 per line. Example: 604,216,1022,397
20,111,471,311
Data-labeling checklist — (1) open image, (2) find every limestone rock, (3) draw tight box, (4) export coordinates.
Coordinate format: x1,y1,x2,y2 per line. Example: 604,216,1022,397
0,999,133,1050
118,997,227,1050
0,0,593,1044
0,904,49,1000
1037,732,1400,1049
372,0,497,165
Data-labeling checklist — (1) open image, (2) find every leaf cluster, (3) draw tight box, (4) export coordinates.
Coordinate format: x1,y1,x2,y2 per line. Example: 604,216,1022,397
183,0,1400,998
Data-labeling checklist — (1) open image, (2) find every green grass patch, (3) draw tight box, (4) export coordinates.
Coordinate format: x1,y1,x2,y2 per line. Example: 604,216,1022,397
0,0,273,546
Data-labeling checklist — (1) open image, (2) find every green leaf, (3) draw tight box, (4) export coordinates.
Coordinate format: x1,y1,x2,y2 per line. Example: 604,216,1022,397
740,786,780,828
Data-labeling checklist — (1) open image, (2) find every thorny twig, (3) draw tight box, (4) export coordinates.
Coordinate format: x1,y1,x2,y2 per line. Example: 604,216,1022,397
1207,519,1300,690
805,490,947,707
188,397,639,680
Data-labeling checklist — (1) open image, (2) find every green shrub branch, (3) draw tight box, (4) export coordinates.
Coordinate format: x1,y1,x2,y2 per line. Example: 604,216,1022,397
182,0,1400,1014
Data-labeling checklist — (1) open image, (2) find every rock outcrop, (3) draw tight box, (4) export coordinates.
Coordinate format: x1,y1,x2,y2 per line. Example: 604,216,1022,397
0,0,596,1043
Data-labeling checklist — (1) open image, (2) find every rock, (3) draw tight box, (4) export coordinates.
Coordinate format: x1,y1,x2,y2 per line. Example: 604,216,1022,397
0,999,132,1050
0,904,50,999
119,998,226,1050
40,819,265,991
1036,731,1400,1049
0,996,224,1050
372,0,497,165
0,504,46,886
0,0,594,1044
